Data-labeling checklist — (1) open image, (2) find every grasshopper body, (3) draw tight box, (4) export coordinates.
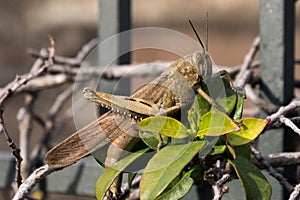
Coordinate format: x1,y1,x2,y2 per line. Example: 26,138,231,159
45,50,214,197
45,50,213,168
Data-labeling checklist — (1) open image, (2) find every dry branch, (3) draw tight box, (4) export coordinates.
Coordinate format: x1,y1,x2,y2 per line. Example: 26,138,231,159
250,144,294,192
252,152,300,168
1,34,299,199
12,165,54,200
234,36,260,88
289,183,300,200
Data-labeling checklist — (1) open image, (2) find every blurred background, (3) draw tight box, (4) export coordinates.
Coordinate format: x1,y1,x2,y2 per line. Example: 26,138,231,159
0,0,299,199
1,0,295,82
0,0,299,82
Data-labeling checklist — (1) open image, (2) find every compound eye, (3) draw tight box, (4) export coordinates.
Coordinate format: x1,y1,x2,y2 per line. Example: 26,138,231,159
191,52,203,67
191,52,212,84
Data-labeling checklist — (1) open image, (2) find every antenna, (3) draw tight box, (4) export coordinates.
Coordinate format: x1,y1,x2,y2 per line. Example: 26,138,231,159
188,20,205,51
206,12,208,52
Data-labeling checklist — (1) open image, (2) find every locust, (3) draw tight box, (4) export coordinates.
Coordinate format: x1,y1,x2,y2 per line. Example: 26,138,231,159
45,21,232,198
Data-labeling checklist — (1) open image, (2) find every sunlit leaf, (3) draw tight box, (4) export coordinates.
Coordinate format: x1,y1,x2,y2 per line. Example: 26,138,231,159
156,169,194,200
228,118,268,146
139,131,169,150
140,141,206,200
138,116,189,138
95,148,149,200
229,156,272,200
209,145,227,156
197,110,239,137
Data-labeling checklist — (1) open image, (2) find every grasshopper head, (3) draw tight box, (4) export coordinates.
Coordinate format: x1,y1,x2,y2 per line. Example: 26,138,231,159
187,20,213,85
185,51,212,85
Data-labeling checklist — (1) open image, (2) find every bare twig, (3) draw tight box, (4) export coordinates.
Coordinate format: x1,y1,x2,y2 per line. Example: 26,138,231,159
0,110,23,187
252,152,300,168
245,84,278,114
290,116,300,124
234,36,260,87
0,38,55,105
267,99,300,126
17,93,36,179
250,144,294,192
289,183,300,200
29,38,98,67
227,60,260,77
279,117,300,136
1,38,98,96
118,175,141,200
47,35,55,65
29,49,82,67
0,36,55,189
31,86,73,162
48,61,170,78
235,70,253,88
12,165,55,200
9,38,99,197
19,74,73,92
210,174,230,200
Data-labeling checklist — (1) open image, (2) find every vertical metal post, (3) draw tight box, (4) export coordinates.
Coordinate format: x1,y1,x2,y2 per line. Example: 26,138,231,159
260,0,295,199
118,0,131,65
116,0,131,95
98,0,131,95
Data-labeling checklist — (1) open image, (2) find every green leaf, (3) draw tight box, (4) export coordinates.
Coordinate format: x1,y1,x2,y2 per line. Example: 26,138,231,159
234,144,251,160
228,118,268,146
227,144,236,159
206,74,238,114
188,106,201,134
233,87,245,120
188,93,211,133
156,169,194,200
197,110,239,137
138,116,189,138
212,78,237,115
188,73,243,132
189,165,204,182
229,156,272,200
139,131,169,150
95,148,149,200
128,172,137,188
209,145,227,156
140,141,206,200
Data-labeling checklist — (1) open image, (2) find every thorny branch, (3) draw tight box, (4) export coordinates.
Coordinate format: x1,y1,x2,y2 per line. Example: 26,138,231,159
0,34,298,199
